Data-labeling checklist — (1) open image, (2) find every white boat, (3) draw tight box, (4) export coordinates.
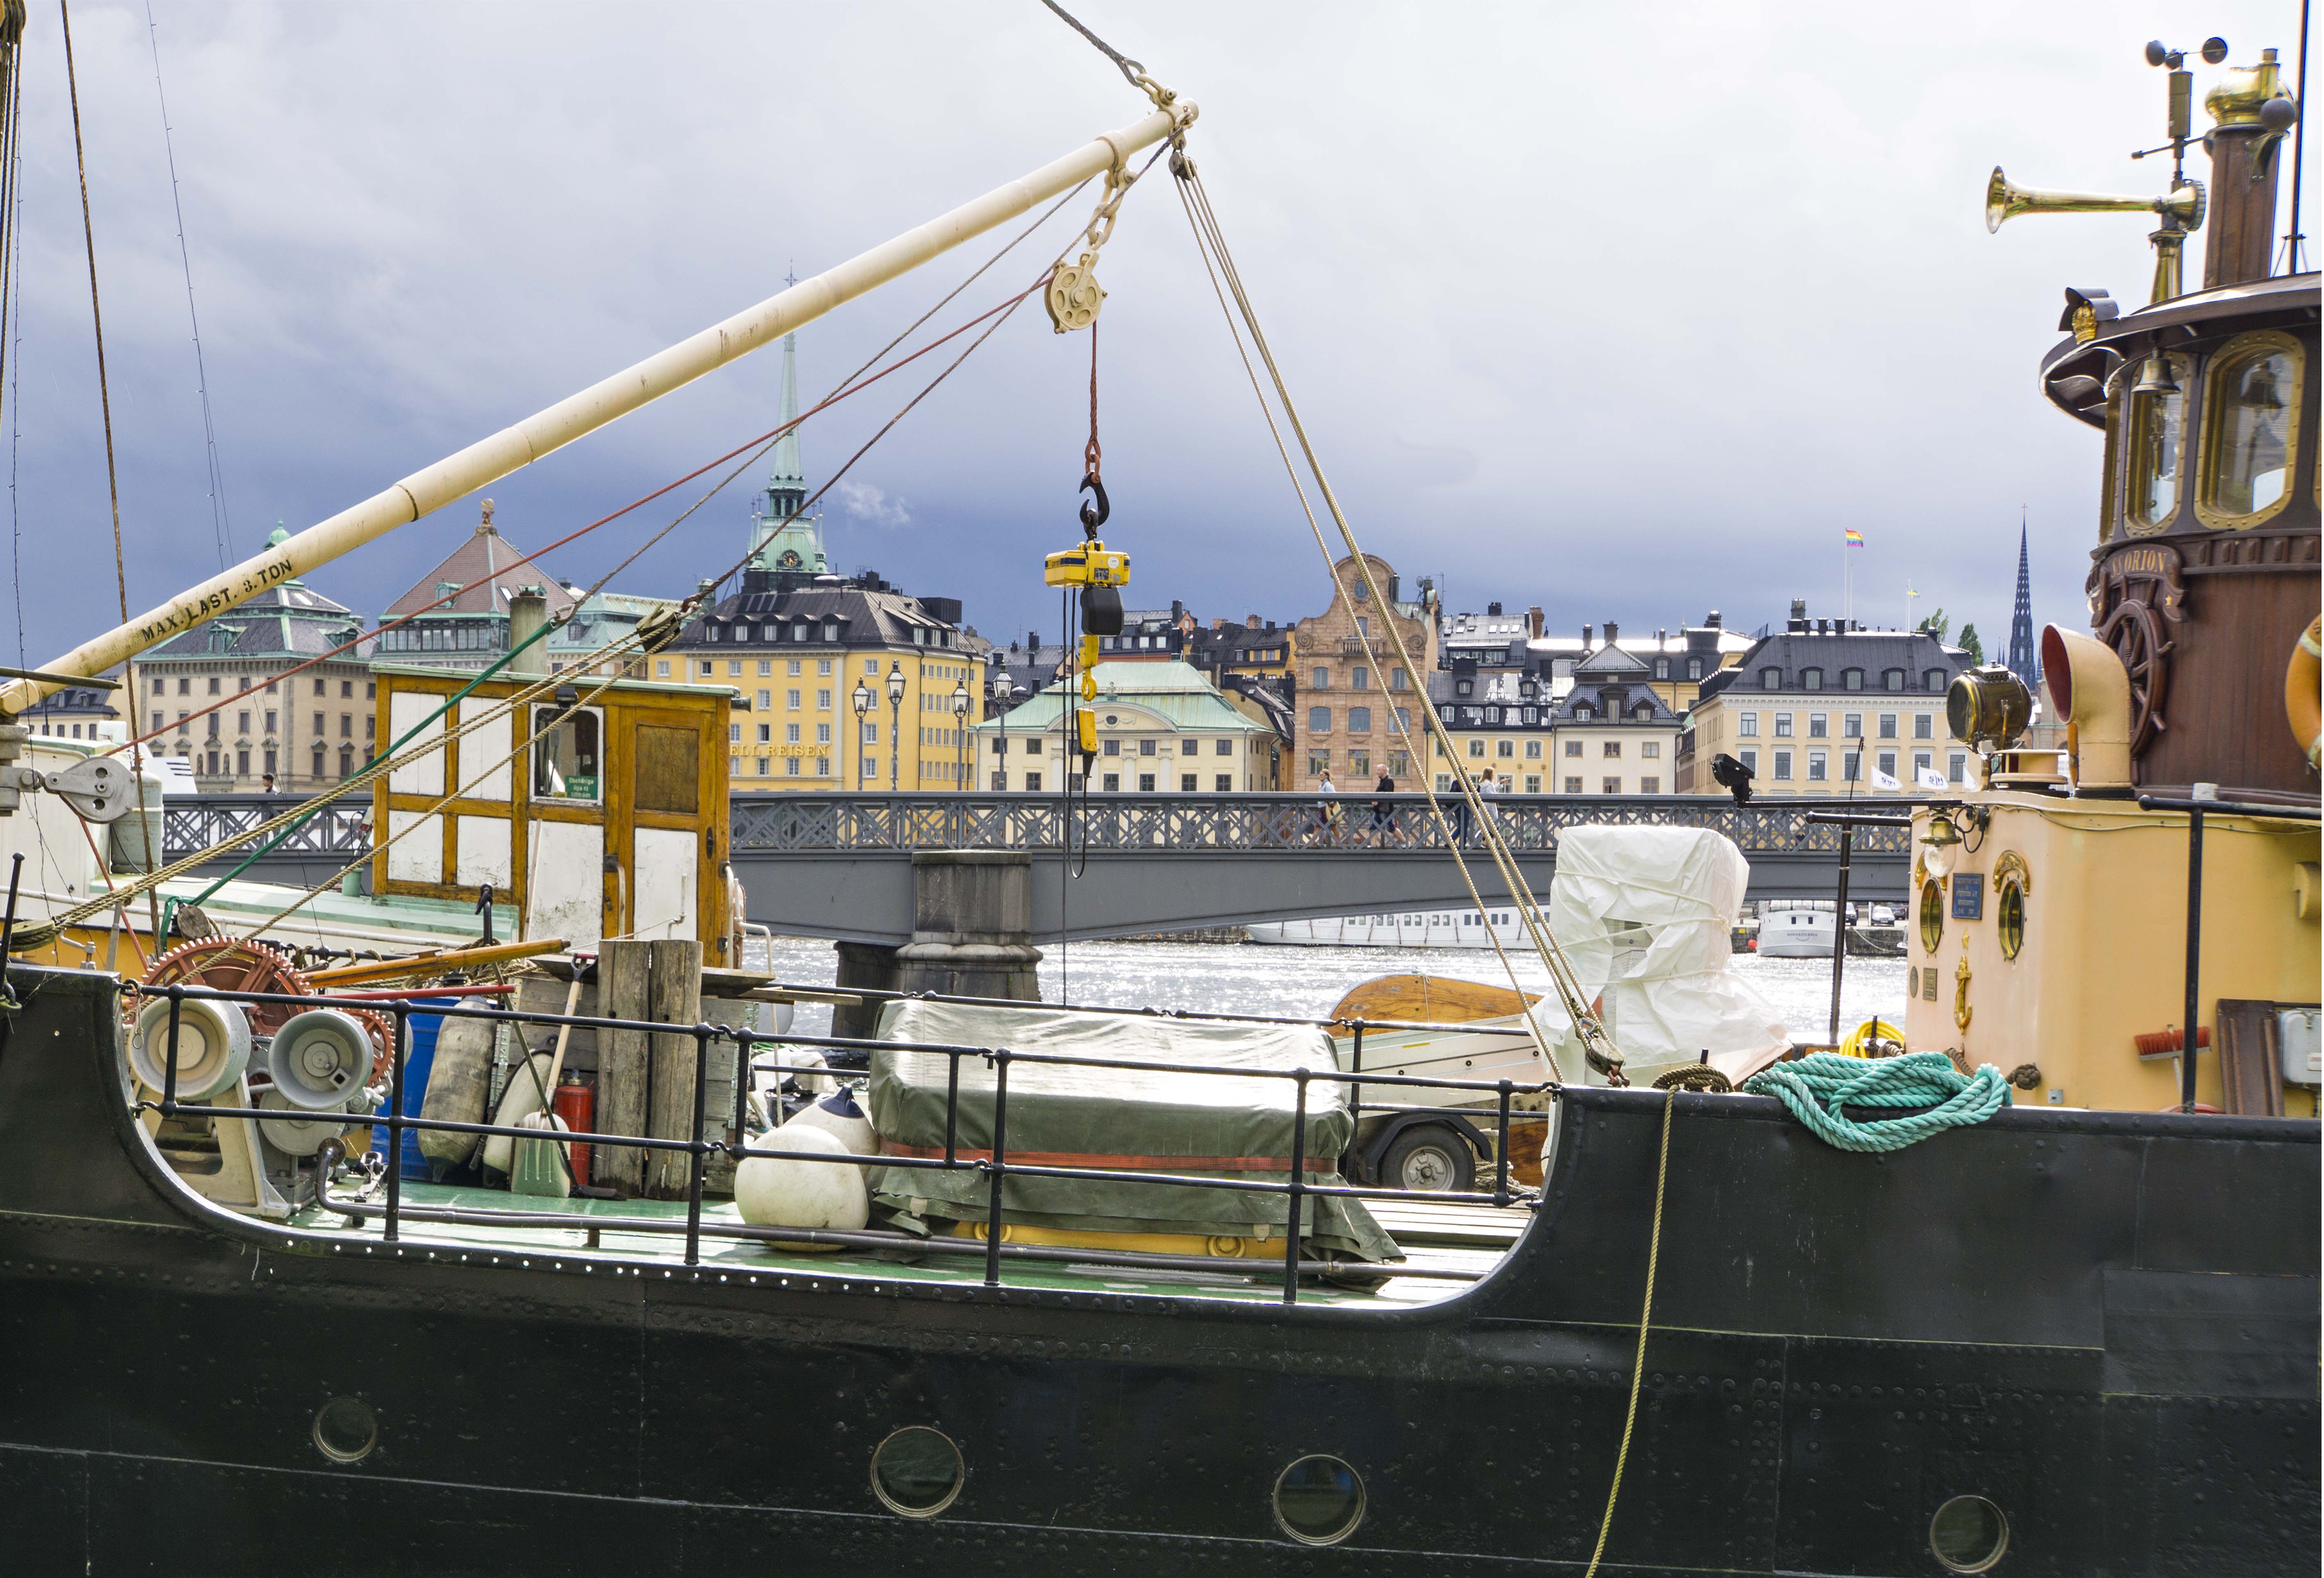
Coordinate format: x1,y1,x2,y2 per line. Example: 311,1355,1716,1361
1245,908,1533,949
1755,904,1837,958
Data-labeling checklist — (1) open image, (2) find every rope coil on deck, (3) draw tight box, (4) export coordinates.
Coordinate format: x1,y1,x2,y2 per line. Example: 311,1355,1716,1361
1742,1051,2009,1151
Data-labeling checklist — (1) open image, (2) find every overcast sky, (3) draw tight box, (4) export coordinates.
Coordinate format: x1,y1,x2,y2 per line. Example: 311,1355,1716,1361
1,0,2308,675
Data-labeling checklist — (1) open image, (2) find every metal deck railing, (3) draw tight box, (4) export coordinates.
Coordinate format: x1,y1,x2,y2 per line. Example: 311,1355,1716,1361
131,982,1557,1305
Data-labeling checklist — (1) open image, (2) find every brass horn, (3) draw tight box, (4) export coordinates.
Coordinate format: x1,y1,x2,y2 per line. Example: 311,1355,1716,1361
1983,166,2206,234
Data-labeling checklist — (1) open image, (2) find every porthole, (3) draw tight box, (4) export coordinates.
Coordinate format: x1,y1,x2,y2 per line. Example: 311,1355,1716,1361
311,1396,378,1464
870,1426,964,1518
1996,881,2026,961
1273,1454,1364,1546
1930,1494,2009,1573
1919,879,1945,954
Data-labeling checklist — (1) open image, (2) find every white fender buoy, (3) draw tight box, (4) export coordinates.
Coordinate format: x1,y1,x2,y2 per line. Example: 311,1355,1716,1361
783,1088,876,1155
734,1123,869,1234
480,1053,557,1176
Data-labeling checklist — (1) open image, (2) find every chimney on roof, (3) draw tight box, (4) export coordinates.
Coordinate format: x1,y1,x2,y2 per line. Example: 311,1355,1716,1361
1211,617,1225,630
1487,601,1503,617
1788,600,1809,634
1172,599,1185,621
1265,618,1276,630
1582,624,1593,646
1387,574,1401,603
1527,605,1544,637
1246,614,1260,629
1604,621,1619,646
1706,610,1722,629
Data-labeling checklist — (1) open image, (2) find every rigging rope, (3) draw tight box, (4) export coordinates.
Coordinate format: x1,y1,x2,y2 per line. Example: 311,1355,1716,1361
1581,1086,1675,1578
19,165,1114,953
142,0,232,571
1742,1051,2010,1151
1,0,25,666
62,0,164,948
1035,0,1175,109
1170,159,1617,1082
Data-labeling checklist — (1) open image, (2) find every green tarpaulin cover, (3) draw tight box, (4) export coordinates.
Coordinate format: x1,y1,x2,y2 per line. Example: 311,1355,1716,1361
864,1000,1400,1262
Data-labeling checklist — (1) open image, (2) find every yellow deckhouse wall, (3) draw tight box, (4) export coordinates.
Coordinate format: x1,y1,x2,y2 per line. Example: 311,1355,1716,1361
371,665,734,961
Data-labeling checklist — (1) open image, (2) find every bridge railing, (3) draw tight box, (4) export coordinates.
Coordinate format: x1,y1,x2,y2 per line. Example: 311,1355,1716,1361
725,792,1917,856
159,790,1919,862
160,794,371,862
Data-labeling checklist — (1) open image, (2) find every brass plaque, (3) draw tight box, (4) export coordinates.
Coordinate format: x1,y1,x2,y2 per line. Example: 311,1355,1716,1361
635,725,700,814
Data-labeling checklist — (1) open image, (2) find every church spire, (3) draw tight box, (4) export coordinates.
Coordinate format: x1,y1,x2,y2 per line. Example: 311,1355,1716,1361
746,270,827,580
2005,508,2040,687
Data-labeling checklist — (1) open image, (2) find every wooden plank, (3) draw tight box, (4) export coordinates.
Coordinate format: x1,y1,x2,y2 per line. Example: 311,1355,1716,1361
2217,998,2286,1118
596,939,652,1193
644,937,705,1198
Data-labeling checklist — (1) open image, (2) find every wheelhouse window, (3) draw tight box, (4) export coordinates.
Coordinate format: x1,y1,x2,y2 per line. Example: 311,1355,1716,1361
2197,332,2302,529
532,705,603,803
2124,354,2187,532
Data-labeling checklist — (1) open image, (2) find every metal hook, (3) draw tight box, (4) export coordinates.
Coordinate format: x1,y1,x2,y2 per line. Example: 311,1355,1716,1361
1078,472,1110,536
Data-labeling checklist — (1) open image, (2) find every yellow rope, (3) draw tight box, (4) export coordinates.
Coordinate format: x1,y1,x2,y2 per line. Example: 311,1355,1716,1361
1581,1086,1675,1578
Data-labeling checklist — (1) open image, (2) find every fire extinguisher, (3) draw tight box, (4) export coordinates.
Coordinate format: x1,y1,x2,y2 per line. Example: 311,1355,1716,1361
553,1071,594,1183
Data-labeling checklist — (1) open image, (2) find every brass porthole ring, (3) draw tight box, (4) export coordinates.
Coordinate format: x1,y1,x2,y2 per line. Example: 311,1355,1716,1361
311,1396,378,1465
870,1426,965,1518
1930,1494,2010,1573
1273,1453,1365,1545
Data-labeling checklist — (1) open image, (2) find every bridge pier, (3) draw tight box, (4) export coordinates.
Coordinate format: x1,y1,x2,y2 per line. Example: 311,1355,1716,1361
831,851,1042,1038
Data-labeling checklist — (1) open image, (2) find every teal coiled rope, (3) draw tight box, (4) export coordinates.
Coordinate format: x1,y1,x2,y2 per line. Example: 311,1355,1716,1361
1742,1051,2010,1152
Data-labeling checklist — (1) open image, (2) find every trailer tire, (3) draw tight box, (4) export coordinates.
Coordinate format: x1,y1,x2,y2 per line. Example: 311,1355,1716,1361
1380,1124,1475,1193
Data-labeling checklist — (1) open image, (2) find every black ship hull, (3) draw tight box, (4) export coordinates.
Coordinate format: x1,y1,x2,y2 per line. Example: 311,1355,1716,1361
0,966,2314,1574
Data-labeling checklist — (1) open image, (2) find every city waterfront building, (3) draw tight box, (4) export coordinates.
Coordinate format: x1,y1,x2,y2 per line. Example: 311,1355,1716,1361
661,325,983,790
20,683,123,746
1183,614,1293,691
1427,634,1678,794
1291,555,1439,791
1095,602,1197,661
970,660,1282,792
130,528,375,791
1681,602,1972,797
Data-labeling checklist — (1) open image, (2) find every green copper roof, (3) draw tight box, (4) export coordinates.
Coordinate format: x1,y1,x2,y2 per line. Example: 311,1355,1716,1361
970,661,1272,735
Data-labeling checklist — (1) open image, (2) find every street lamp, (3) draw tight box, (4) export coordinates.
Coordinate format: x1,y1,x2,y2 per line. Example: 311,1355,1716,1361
990,670,1011,790
852,676,873,788
885,660,906,792
951,678,970,789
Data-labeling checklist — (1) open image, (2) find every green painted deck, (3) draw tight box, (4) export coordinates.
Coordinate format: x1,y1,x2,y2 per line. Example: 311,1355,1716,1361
292,1182,1515,1308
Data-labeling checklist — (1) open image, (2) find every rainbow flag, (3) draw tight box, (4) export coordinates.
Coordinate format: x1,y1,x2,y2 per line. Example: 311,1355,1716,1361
1844,529,1865,547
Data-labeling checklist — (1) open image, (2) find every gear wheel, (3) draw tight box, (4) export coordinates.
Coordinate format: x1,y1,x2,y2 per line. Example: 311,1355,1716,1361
137,940,398,1088
141,939,314,1038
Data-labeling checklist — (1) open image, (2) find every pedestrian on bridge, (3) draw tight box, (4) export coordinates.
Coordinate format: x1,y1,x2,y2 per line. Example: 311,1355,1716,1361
1313,773,1340,845
1370,772,1398,846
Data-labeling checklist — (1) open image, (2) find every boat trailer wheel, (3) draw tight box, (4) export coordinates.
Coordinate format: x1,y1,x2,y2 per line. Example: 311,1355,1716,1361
1381,1124,1475,1193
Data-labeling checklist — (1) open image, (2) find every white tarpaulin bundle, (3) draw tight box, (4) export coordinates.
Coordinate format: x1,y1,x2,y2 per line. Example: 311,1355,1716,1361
1547,825,1789,1085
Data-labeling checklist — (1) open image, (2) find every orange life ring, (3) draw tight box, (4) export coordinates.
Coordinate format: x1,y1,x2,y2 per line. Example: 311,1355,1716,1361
2288,615,2323,769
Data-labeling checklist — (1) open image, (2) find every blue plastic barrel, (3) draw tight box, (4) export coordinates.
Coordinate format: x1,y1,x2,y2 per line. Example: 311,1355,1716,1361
366,999,458,1180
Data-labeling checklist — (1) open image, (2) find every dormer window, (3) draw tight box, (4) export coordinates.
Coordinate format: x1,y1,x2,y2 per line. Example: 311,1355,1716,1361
1575,703,1595,721
824,622,839,642
1653,658,1669,679
1883,669,1905,692
1801,667,1823,690
1687,657,1704,680
1924,670,1946,692
1760,666,1782,688
1456,680,1473,697
1634,703,1653,721
1843,668,1864,691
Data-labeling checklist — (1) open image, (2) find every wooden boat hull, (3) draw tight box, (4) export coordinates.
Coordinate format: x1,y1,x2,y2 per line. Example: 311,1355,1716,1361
0,963,2314,1573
